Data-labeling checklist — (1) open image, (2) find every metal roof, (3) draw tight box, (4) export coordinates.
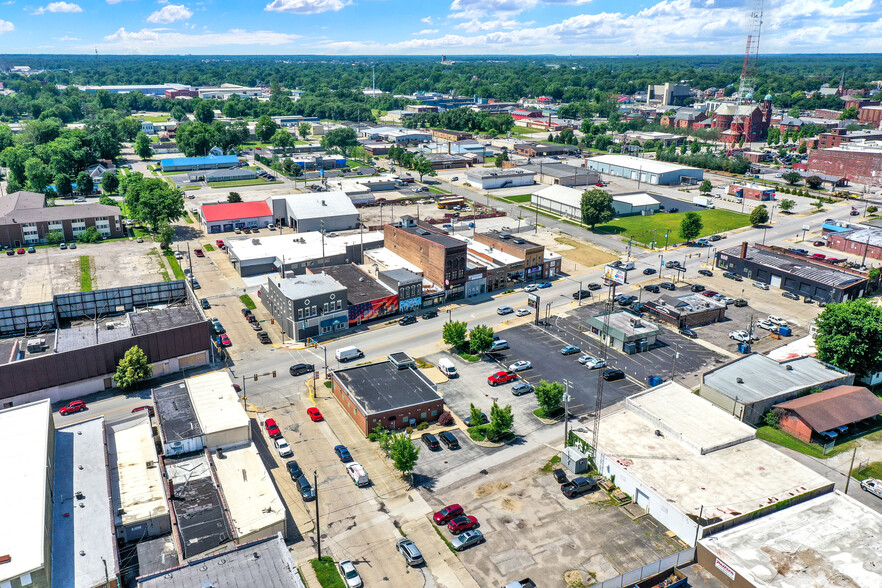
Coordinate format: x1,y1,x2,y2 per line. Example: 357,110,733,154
774,385,882,433
717,244,866,288
201,201,273,222
586,154,701,175
334,360,440,416
838,227,882,248
160,155,238,167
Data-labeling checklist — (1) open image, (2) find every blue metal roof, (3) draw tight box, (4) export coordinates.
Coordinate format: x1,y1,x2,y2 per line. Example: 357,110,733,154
822,223,851,233
161,155,239,167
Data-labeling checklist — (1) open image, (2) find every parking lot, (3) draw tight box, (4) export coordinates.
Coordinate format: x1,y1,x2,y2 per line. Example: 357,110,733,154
421,447,684,587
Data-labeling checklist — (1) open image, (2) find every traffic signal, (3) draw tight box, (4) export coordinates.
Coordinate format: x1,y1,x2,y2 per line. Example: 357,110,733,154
253,374,258,381
272,370,276,377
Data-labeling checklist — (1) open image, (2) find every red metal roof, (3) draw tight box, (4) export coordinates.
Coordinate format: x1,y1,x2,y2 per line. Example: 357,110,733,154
201,201,272,222
774,385,882,433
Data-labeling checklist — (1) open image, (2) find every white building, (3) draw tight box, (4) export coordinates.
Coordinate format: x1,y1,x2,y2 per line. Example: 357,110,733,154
465,168,536,190
270,191,360,233
611,192,661,216
585,154,704,185
582,381,834,546
186,371,251,450
530,184,583,219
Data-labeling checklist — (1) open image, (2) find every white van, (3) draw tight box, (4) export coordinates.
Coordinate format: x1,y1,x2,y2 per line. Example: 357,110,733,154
346,462,370,487
621,261,636,271
335,346,364,362
438,358,458,378
490,339,509,352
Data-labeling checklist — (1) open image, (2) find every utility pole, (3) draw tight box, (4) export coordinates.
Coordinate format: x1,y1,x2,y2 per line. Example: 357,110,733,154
578,280,583,306
562,382,572,448
314,470,321,559
844,447,857,493
320,219,326,269
670,346,680,381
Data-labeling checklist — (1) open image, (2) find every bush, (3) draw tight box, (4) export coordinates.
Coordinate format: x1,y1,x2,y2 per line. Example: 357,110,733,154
437,411,454,427
405,426,413,435
868,206,878,214
416,422,429,431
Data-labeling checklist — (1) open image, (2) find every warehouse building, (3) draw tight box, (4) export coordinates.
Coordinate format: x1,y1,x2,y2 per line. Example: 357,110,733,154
200,201,274,233
697,491,882,588
530,184,584,220
610,192,661,216
187,168,257,183
464,168,535,190
270,191,359,233
699,353,854,424
514,143,579,157
584,382,834,547
331,353,444,436
522,162,599,187
313,264,398,326
584,311,662,354
808,140,882,186
584,154,704,185
644,293,726,328
260,273,349,341
160,154,239,173
825,226,882,261
226,231,384,277
714,242,869,302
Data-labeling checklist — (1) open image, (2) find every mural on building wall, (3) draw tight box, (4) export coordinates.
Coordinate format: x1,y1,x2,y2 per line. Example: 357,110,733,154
348,294,399,325
399,297,422,312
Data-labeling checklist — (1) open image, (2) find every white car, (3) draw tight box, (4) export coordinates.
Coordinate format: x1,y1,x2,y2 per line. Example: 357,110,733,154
497,306,514,315
338,559,363,588
767,316,788,326
752,282,769,290
577,354,596,365
274,437,293,458
523,284,539,292
756,320,777,331
729,330,750,342
515,308,531,317
74,197,86,203
584,357,607,370
509,360,532,372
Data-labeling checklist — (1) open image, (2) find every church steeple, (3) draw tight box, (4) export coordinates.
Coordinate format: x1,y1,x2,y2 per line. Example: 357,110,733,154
838,71,846,95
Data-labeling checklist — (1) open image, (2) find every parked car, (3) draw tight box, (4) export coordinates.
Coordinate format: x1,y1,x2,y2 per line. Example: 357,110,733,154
602,368,625,381
733,298,748,307
584,357,607,370
439,431,460,449
756,320,777,331
767,316,788,326
289,363,314,376
286,460,303,480
59,400,87,415
194,248,204,257
421,433,441,450
338,560,363,588
497,306,514,315
334,445,353,462
752,281,769,290
561,476,598,497
274,437,293,458
560,345,581,355
219,334,231,347
690,284,705,292
488,371,517,386
511,382,534,396
524,284,539,292
131,405,154,416
643,284,660,293
679,328,698,338
451,529,485,551
489,339,509,352
399,315,417,326
729,330,752,343
698,269,713,277
397,538,424,566
27,247,35,253
433,504,464,524
553,468,569,484
215,240,225,249
448,515,479,534
723,272,743,281
642,268,657,275
659,282,676,291
708,235,722,242
782,291,801,300
813,240,826,247
307,407,323,421
264,418,282,438
509,360,532,372
421,310,438,319
295,475,316,501
201,299,211,309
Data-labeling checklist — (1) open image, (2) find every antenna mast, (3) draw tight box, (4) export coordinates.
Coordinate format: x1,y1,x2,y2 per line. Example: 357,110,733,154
737,0,764,104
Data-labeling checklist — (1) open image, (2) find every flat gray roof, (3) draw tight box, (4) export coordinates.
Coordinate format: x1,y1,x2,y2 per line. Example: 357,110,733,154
523,163,596,179
274,273,345,300
702,354,851,404
154,381,203,444
466,168,535,179
334,361,440,415
164,454,232,559
392,222,465,249
718,244,866,288
839,227,882,248
318,265,394,302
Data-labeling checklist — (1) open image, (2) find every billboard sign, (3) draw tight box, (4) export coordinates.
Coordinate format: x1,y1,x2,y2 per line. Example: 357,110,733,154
603,265,626,285
527,293,539,309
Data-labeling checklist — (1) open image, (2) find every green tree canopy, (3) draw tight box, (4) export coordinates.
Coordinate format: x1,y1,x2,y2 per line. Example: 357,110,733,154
580,188,615,229
805,175,823,189
78,226,101,243
679,211,704,242
194,101,214,124
76,171,93,195
815,299,882,379
255,115,278,143
468,324,495,355
134,132,153,160
271,129,295,149
55,173,72,197
298,122,311,140
125,176,185,231
534,380,564,417
487,401,514,442
412,156,436,182
778,198,795,213
388,432,420,484
228,191,242,203
320,127,359,155
699,179,713,194
782,171,803,185
45,229,64,244
25,157,52,192
749,204,770,226
114,345,153,389
102,171,119,194
442,320,468,349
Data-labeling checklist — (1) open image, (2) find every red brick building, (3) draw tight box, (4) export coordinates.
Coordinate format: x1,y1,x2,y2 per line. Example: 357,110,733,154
384,218,468,300
165,88,198,99
774,385,882,442
808,143,882,185
711,97,773,145
825,227,882,261
858,105,882,125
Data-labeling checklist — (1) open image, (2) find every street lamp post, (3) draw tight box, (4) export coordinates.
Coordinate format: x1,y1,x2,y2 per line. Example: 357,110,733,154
562,381,572,448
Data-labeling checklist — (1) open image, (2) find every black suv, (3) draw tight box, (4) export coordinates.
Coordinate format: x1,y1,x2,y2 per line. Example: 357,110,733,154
286,460,303,480
659,282,676,291
421,310,438,319
643,284,660,294
421,433,441,450
289,363,314,376
295,475,315,501
439,431,459,449
399,316,417,326
690,284,705,292
602,368,625,381
572,290,592,300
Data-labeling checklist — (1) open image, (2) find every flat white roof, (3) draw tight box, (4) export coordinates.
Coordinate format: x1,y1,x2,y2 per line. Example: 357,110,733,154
587,154,700,175
700,491,882,588
211,444,286,538
107,415,168,528
613,192,659,207
365,247,425,275
227,230,384,264
278,190,358,220
448,234,522,265
533,184,584,208
52,417,119,588
0,400,51,583
186,371,250,439
594,391,830,524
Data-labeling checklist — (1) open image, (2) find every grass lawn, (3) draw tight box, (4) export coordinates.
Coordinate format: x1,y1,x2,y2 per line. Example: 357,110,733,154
468,424,515,443
539,455,562,474
594,209,750,246
309,557,346,588
240,294,256,309
183,212,194,224
456,351,480,362
533,407,564,420
512,125,543,134
202,243,215,252
505,194,533,203
149,249,170,282
428,186,451,195
854,461,882,481
162,250,186,280
755,426,870,459
208,178,283,188
79,256,93,291
135,115,171,123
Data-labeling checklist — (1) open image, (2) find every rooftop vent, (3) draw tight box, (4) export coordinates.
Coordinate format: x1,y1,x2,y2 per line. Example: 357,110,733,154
786,364,794,370
736,377,744,383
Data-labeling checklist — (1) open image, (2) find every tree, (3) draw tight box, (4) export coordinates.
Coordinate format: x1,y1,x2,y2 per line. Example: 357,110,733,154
678,212,703,242
134,132,153,160
125,176,185,231
815,299,882,379
99,194,118,207
320,127,359,156
868,206,878,214
156,224,175,249
469,403,484,428
255,115,278,143
442,320,468,349
55,173,73,197
750,204,770,226
699,179,713,195
788,106,802,118
388,432,420,485
535,380,564,417
486,401,514,442
78,226,101,243
271,129,295,149
805,175,823,190
412,156,436,182
766,126,780,145
114,345,153,389
778,199,795,213
194,101,214,124
45,230,64,245
782,171,802,185
798,141,807,154
840,106,859,120
469,324,495,355
170,105,187,122
298,122,311,140
580,188,615,229
228,192,242,203
811,199,824,212
76,171,94,195
25,157,52,192
102,172,119,194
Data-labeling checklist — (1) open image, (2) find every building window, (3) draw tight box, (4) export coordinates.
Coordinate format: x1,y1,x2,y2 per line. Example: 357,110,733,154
297,308,303,319
421,412,427,419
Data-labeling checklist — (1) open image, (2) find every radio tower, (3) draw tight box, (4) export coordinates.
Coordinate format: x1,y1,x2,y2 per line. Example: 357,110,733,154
737,0,764,104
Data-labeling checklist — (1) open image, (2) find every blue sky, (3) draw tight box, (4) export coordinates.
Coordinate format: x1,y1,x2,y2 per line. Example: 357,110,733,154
0,0,879,55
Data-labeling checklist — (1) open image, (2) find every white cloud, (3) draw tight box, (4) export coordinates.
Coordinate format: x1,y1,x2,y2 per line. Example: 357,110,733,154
414,28,439,35
94,27,301,53
0,19,13,33
264,0,347,14
55,34,80,40
106,0,135,4
33,1,81,14
420,16,433,24
147,4,193,23
456,17,530,32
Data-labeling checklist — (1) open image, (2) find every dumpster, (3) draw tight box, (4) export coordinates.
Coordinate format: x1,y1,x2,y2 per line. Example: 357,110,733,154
647,376,664,387
778,326,792,337
738,342,751,354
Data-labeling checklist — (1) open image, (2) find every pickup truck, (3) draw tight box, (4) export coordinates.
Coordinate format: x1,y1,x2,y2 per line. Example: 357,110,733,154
561,476,597,498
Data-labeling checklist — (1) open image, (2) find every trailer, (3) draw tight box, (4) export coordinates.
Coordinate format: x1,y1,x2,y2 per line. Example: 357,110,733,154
692,196,715,208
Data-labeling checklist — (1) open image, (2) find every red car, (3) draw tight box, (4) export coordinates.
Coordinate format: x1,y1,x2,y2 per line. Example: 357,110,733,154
215,240,225,250
433,504,464,525
131,405,154,417
813,241,825,247
219,334,231,347
307,407,323,422
488,371,517,386
194,248,204,257
701,290,717,298
811,253,826,260
264,417,282,438
59,400,87,416
447,515,478,534
16,248,25,255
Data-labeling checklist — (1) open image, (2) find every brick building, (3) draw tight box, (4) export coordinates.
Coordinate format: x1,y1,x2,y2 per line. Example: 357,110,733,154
773,385,882,443
825,227,882,261
727,183,776,201
312,264,398,326
808,141,882,185
472,231,547,281
858,105,882,126
430,129,473,142
817,128,882,149
330,353,444,436
383,218,468,300
0,190,124,247
711,97,773,145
